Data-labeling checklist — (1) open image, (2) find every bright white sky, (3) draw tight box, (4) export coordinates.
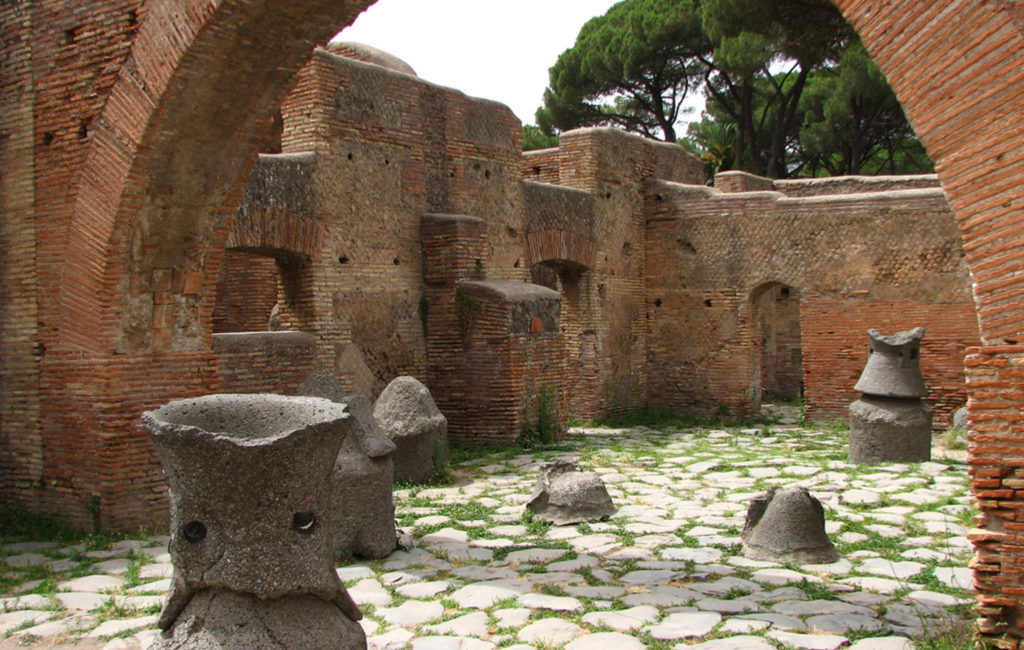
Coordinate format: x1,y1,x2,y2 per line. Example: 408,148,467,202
334,0,622,125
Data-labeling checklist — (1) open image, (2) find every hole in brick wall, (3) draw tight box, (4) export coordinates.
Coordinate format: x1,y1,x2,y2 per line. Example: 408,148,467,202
77,120,88,139
604,192,612,199
449,170,456,178
514,259,520,268
63,27,78,44
384,158,390,165
780,287,790,298
347,153,354,160
655,194,663,201
705,299,712,307
127,9,137,26
533,166,541,175
484,169,491,179
654,298,663,307
393,257,400,265
42,132,54,146
338,256,349,264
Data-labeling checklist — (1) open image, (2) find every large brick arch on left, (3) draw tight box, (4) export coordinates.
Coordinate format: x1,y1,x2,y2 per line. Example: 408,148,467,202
0,0,375,526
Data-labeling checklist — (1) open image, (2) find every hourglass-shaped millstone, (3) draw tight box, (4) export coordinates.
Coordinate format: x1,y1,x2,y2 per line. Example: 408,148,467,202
849,328,932,464
853,327,927,398
142,394,366,650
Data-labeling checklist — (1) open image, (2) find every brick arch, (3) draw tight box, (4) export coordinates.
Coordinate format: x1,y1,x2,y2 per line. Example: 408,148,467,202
62,0,373,354
525,230,597,270
832,2,1024,642
834,0,1024,343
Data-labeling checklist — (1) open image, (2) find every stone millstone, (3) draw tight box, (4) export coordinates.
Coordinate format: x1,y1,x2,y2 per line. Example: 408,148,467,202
849,396,932,464
297,377,398,560
853,327,927,398
332,395,397,560
151,589,365,649
374,376,448,484
142,394,364,649
741,485,838,564
527,459,616,525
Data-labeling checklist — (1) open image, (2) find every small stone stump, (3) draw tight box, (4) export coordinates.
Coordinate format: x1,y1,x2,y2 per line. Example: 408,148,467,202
374,376,448,484
526,459,616,525
741,485,838,564
142,394,366,649
849,327,932,463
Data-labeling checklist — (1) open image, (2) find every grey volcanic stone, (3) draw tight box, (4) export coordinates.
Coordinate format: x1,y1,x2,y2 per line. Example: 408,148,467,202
151,590,365,649
526,460,616,525
849,396,932,464
298,378,398,560
142,394,363,648
331,398,397,560
298,372,348,404
952,406,968,430
854,328,927,398
374,376,448,484
742,486,838,564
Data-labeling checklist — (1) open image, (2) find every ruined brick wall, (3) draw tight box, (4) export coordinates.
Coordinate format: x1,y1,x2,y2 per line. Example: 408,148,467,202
646,180,979,425
450,280,568,446
521,148,561,184
213,332,318,394
525,128,704,418
274,49,526,400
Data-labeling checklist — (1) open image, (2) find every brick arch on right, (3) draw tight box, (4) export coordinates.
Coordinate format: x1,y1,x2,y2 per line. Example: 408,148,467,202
834,0,1024,643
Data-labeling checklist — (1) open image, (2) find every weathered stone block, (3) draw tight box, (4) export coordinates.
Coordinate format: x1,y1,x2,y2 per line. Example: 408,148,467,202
849,396,932,464
741,485,838,564
374,376,448,484
526,459,616,525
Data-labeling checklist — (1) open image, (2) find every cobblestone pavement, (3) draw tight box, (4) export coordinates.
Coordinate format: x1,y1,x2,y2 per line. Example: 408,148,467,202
1,415,975,649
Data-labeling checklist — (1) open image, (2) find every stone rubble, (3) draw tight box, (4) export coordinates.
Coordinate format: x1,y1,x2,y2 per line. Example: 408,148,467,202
0,412,974,649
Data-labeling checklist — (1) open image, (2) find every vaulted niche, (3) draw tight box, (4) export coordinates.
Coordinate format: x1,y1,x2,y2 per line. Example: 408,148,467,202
531,259,599,419
212,247,314,333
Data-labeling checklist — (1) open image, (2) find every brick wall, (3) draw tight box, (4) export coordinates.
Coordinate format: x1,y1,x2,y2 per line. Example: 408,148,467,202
646,179,979,425
212,250,280,333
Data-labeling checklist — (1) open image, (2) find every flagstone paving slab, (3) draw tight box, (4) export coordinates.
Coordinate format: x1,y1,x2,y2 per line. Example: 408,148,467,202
0,420,977,648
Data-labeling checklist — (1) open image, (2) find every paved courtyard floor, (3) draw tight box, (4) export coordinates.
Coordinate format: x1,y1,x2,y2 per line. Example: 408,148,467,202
1,414,975,649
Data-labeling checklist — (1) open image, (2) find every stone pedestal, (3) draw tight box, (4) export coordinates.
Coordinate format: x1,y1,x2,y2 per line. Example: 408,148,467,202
142,394,366,650
849,396,932,464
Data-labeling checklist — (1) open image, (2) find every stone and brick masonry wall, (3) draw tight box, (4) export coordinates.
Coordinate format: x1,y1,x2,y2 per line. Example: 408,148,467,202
645,175,979,425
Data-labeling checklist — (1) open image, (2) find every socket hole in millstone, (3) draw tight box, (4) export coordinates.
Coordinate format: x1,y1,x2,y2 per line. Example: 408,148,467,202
292,511,316,534
183,521,206,543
